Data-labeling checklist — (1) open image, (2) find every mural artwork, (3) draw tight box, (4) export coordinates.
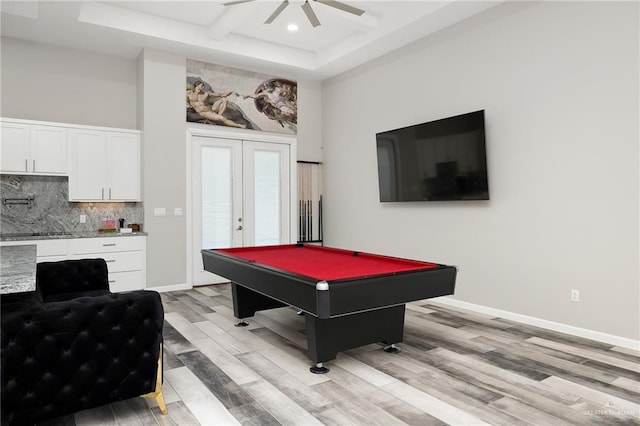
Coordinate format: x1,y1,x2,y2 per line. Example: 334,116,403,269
187,60,297,135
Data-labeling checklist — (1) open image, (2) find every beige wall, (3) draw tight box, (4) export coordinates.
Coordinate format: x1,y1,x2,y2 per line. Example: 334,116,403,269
321,1,639,340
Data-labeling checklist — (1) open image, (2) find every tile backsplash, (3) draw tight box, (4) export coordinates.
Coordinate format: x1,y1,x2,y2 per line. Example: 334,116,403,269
1,175,143,234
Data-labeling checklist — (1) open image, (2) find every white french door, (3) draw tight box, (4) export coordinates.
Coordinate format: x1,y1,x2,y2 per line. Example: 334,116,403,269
191,135,291,285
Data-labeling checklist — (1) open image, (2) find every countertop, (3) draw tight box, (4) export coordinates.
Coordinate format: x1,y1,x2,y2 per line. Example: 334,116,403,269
0,231,148,242
0,244,37,294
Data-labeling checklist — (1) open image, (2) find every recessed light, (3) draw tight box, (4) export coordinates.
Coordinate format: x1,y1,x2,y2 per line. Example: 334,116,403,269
287,23,298,32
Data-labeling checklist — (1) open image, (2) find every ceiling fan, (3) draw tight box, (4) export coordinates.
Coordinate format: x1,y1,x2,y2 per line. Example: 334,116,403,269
223,0,365,28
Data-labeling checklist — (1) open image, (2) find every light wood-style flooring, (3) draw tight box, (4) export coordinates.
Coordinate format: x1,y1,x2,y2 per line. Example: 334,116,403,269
41,284,639,425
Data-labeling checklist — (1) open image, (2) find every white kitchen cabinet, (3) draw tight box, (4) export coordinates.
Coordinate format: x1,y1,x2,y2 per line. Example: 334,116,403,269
70,236,146,293
0,235,146,293
68,129,140,201
0,120,67,175
107,132,140,200
0,121,29,173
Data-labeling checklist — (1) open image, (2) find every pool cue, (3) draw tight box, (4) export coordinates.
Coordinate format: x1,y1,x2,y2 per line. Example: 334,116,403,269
318,195,323,242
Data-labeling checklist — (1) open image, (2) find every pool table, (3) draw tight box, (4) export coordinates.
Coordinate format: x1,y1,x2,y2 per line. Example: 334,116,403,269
201,244,457,373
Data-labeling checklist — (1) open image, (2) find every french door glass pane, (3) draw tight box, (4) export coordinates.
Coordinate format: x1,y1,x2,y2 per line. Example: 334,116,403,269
202,146,232,249
254,150,281,246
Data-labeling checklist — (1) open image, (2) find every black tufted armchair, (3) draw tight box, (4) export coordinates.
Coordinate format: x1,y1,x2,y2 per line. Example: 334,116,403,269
1,258,166,425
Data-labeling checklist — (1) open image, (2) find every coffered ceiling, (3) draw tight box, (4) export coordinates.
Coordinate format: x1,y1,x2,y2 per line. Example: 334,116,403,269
1,1,502,79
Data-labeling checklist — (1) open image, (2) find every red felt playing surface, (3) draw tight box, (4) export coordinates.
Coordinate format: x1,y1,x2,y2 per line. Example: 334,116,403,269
217,244,439,282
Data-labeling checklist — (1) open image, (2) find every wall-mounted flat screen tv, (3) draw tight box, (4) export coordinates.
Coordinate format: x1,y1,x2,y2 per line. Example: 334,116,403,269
376,110,489,202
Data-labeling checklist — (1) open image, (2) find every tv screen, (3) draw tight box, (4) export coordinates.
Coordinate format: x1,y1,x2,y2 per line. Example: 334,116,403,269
376,110,489,202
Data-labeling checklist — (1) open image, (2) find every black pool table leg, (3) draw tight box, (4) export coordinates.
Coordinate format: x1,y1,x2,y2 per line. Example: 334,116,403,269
231,282,287,326
305,305,406,373
383,343,402,353
310,363,330,374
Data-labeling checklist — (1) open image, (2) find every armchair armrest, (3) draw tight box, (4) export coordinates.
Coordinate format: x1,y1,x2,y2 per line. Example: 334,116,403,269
36,258,109,301
1,290,164,425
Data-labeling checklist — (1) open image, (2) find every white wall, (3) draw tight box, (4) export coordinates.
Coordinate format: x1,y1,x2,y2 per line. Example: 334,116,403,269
322,1,639,340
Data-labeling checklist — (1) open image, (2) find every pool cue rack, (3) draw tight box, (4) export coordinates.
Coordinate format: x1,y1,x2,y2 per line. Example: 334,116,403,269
297,161,323,245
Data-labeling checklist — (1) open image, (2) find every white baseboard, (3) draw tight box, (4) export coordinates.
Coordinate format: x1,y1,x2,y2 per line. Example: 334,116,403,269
146,283,192,293
431,296,640,351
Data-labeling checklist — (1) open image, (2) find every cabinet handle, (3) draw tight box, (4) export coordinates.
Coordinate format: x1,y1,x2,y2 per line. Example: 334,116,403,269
33,159,35,172
103,243,117,247
101,188,105,200
108,280,116,284
25,159,28,172
109,188,112,200
105,259,116,263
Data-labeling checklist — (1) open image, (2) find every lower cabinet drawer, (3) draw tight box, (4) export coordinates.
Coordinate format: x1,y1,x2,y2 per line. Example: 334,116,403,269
37,240,69,257
71,237,143,255
107,270,143,293
91,251,142,273
2,240,69,262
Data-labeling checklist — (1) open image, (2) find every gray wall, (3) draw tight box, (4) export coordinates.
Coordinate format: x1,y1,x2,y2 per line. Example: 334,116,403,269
1,37,137,129
321,1,639,340
137,48,187,288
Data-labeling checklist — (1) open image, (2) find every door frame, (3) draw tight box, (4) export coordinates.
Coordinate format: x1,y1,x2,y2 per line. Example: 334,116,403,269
186,125,297,288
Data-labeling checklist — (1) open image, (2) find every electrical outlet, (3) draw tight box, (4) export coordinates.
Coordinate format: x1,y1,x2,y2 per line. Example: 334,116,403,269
570,289,580,302
79,214,86,223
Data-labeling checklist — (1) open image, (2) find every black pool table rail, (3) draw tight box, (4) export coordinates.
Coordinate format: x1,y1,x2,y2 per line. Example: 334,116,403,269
201,248,457,319
204,244,453,285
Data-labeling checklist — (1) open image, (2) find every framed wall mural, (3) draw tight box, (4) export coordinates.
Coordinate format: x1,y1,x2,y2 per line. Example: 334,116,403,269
187,59,297,135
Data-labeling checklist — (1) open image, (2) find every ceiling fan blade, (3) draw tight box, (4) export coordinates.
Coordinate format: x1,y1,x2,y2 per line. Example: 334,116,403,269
264,0,290,24
314,0,365,16
223,0,255,5
301,1,321,27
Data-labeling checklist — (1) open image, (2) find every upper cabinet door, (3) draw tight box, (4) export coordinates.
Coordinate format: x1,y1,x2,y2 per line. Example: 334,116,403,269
68,128,141,202
0,122,30,173
30,125,67,174
107,132,140,201
68,129,109,201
